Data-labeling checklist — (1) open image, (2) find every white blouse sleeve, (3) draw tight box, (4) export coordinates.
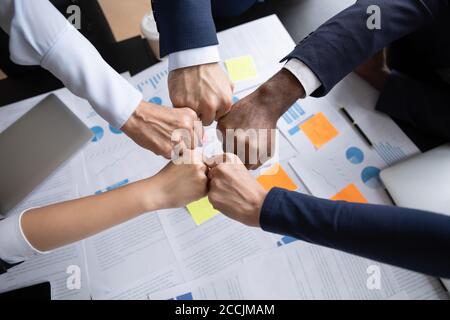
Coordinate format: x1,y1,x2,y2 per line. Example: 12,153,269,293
0,0,142,129
0,209,47,264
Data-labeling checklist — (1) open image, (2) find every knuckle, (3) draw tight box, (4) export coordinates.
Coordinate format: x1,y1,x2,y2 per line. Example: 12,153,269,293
208,192,217,204
184,97,197,109
194,163,205,172
179,116,193,129
161,145,172,158
185,108,198,120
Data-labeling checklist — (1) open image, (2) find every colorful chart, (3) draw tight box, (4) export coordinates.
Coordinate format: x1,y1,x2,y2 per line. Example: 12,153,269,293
346,147,364,164
90,126,104,142
173,292,193,300
109,124,123,135
136,69,168,92
361,166,382,189
277,236,298,247
374,142,408,166
282,102,306,126
149,96,163,105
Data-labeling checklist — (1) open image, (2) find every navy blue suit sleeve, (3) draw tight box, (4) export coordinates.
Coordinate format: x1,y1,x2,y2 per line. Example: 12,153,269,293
376,70,450,140
283,0,450,97
152,0,218,57
260,188,450,278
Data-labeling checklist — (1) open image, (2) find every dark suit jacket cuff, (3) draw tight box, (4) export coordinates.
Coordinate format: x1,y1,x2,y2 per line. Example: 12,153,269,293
260,188,290,235
281,51,326,97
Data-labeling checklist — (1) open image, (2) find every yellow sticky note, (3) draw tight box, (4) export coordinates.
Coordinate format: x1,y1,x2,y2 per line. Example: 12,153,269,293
257,163,298,191
331,184,368,204
186,197,219,225
225,55,257,82
300,112,339,149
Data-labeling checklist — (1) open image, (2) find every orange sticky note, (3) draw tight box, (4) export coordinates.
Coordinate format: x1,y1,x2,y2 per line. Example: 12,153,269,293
300,112,339,149
331,184,368,204
257,163,298,191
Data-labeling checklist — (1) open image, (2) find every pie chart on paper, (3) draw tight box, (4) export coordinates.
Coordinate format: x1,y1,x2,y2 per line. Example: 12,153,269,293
361,166,382,189
90,126,104,142
149,96,163,105
346,147,364,164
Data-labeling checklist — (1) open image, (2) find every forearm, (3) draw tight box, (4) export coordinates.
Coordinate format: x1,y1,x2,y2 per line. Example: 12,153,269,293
21,179,159,252
257,69,305,119
284,0,448,97
0,0,142,129
260,188,450,278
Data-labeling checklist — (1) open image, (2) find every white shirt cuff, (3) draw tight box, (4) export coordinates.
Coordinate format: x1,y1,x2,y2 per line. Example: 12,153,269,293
41,25,143,129
168,45,221,72
0,208,48,264
284,58,322,97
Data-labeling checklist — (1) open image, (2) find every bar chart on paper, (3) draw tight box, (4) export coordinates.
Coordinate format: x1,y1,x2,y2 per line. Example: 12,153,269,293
136,69,169,92
280,102,309,136
374,142,409,166
132,61,172,107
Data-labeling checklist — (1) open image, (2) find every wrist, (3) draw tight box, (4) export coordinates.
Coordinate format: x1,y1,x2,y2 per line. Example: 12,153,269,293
258,69,305,119
138,178,167,213
121,101,147,134
247,187,268,227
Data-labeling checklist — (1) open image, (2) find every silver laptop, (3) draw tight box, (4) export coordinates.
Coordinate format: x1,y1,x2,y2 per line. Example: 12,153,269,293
380,144,450,290
0,94,92,216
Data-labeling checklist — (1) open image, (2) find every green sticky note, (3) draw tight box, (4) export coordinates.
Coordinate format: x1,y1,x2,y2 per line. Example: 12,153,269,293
186,197,219,225
225,55,258,82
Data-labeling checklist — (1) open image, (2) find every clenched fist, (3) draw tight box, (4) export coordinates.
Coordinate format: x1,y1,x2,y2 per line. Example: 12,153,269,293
149,149,208,209
169,63,234,126
207,153,267,227
122,101,202,159
217,69,305,169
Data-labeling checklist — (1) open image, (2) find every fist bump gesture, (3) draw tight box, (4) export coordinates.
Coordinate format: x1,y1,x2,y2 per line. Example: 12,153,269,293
206,154,267,227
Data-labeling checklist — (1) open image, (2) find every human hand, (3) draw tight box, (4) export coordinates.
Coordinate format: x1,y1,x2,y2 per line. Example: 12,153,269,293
217,69,304,169
146,149,208,210
355,49,391,91
169,63,234,126
206,153,267,227
122,101,202,159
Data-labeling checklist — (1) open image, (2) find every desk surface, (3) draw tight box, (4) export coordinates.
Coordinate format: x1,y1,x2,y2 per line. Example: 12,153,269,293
0,0,444,151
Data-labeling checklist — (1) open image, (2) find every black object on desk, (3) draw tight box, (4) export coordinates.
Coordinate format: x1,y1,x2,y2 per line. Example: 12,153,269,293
0,282,51,301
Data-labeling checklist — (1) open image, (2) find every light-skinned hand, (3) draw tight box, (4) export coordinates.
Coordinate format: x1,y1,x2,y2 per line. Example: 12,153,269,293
148,149,208,210
169,63,234,126
206,153,267,227
122,101,202,159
